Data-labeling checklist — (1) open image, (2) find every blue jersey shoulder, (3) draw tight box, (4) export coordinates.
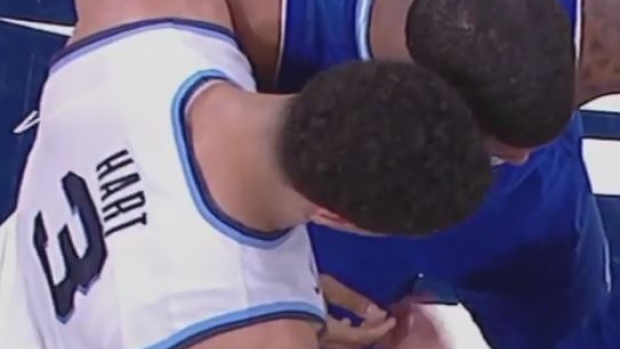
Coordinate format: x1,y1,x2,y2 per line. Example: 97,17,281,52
276,0,372,92
277,0,579,91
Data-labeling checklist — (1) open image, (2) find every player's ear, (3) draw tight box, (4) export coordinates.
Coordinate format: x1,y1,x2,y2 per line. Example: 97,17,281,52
310,208,353,229
310,209,378,236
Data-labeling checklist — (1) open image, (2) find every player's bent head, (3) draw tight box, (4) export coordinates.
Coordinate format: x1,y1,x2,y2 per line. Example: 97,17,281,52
405,0,575,149
277,61,493,236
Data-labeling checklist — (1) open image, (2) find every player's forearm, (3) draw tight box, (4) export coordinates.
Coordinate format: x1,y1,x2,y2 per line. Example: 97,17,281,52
576,0,620,106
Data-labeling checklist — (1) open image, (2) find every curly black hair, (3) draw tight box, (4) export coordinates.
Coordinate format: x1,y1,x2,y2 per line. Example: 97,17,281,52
278,61,493,236
406,0,575,148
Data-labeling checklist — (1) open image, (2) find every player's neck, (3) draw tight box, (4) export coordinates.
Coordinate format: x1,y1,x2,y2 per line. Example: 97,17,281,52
189,84,315,232
369,0,415,62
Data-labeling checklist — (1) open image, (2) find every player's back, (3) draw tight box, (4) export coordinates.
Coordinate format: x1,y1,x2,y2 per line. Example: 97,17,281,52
12,17,324,349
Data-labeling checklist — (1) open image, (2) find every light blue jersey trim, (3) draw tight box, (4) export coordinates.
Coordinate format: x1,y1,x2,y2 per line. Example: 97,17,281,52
171,70,294,249
141,302,325,349
355,0,374,60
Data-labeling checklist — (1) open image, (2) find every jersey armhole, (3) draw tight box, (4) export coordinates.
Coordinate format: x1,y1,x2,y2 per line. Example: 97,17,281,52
170,70,294,249
140,302,325,349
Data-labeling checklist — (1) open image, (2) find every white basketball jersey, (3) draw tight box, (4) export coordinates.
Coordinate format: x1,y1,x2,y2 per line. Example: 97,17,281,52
10,18,325,349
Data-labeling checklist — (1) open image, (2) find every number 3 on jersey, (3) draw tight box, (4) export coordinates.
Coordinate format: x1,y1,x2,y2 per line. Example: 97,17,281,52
33,172,107,321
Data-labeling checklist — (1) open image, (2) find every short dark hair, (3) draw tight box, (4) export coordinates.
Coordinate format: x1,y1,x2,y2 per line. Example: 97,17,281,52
278,61,493,236
405,0,575,148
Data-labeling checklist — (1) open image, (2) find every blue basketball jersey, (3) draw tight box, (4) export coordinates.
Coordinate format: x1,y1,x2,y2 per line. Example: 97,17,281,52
311,114,610,349
276,0,580,92
556,290,620,349
278,1,612,349
275,0,371,92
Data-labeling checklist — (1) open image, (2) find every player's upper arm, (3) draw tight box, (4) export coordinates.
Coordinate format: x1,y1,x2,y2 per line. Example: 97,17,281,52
576,0,620,105
188,318,320,349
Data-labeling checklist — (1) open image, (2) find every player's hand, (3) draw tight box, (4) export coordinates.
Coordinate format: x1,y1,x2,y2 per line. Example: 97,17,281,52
320,274,396,348
375,297,450,349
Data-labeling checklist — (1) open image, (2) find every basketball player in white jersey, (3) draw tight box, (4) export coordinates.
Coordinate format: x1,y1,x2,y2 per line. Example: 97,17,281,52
2,0,495,347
